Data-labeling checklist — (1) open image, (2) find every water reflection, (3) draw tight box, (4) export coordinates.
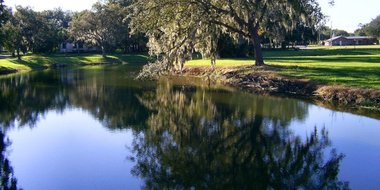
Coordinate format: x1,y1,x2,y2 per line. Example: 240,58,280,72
0,68,350,189
132,82,349,190
0,69,149,130
0,130,20,190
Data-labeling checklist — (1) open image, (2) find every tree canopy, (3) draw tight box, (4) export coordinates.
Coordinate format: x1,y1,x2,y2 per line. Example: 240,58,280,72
0,0,7,27
1,6,72,57
1,0,334,65
356,15,380,38
1,12,26,60
1,1,143,58
130,0,326,73
69,2,129,57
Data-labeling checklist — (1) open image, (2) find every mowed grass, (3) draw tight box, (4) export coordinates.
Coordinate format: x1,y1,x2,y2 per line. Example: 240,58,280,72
186,46,380,89
0,54,150,72
0,59,31,71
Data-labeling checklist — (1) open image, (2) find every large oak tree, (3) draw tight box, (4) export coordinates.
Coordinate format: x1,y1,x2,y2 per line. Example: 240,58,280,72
69,2,128,57
359,15,380,38
1,15,25,60
0,0,7,27
130,0,326,68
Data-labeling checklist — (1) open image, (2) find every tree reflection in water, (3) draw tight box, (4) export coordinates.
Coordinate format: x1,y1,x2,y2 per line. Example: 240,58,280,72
0,70,150,130
133,81,350,190
0,70,350,189
0,130,19,190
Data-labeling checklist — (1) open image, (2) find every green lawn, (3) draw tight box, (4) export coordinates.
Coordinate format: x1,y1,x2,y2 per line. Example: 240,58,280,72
1,46,380,88
0,54,150,73
186,46,380,89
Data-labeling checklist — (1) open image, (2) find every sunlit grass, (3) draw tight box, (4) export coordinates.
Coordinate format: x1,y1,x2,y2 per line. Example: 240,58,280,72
187,59,254,67
186,46,380,89
0,54,150,72
2,46,380,88
0,58,31,71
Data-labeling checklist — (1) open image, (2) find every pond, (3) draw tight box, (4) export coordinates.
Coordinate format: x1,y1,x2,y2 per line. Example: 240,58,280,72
0,65,379,190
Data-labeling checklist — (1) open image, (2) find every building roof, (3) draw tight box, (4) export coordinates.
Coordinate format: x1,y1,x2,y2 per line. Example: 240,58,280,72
324,36,377,42
346,36,376,40
324,36,344,42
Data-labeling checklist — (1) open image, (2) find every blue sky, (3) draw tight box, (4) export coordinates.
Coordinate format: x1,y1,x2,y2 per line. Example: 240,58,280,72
4,0,380,33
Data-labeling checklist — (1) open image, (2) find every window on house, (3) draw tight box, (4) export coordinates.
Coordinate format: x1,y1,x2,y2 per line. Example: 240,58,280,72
62,43,67,49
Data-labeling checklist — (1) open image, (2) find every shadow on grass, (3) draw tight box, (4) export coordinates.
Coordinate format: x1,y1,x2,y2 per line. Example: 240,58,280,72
10,59,46,70
263,48,380,58
0,66,18,74
7,54,150,70
275,65,380,88
266,56,380,64
113,54,152,64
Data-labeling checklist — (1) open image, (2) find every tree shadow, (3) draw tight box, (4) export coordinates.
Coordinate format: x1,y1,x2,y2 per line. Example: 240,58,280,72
267,56,380,64
264,48,380,58
274,65,380,87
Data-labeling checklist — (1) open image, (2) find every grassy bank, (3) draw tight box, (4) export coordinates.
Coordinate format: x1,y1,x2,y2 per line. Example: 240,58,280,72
187,45,380,89
185,46,380,109
0,54,150,74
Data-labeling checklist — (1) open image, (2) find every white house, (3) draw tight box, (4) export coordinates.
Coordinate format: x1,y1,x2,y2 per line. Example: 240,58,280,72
59,42,97,53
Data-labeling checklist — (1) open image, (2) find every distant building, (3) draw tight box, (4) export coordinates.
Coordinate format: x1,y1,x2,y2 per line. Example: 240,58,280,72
324,36,379,46
59,42,97,53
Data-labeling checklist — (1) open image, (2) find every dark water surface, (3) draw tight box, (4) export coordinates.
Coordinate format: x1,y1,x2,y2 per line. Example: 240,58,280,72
0,66,379,190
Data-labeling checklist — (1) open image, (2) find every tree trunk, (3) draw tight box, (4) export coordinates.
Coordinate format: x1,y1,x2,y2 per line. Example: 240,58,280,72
101,46,106,58
251,31,265,66
16,48,21,61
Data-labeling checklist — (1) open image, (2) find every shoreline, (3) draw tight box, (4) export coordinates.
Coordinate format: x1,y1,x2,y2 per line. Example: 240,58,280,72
0,67,18,75
180,66,380,111
2,60,380,112
0,54,150,77
0,62,116,76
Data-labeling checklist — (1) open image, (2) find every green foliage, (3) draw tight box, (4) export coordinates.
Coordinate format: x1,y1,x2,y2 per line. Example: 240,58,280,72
131,82,348,189
0,0,7,27
281,23,319,47
0,5,10,46
1,6,71,56
14,6,60,53
0,54,149,73
0,68,150,129
318,26,333,40
0,130,20,190
130,0,325,73
318,26,352,41
40,8,73,44
217,34,252,58
333,29,351,37
136,61,169,80
1,12,27,59
130,0,221,73
69,2,129,57
357,15,380,38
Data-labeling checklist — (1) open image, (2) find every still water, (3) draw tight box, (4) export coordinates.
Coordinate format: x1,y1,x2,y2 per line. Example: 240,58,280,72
0,65,379,190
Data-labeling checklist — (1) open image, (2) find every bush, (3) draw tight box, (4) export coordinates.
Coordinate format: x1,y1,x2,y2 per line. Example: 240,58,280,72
136,61,169,80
